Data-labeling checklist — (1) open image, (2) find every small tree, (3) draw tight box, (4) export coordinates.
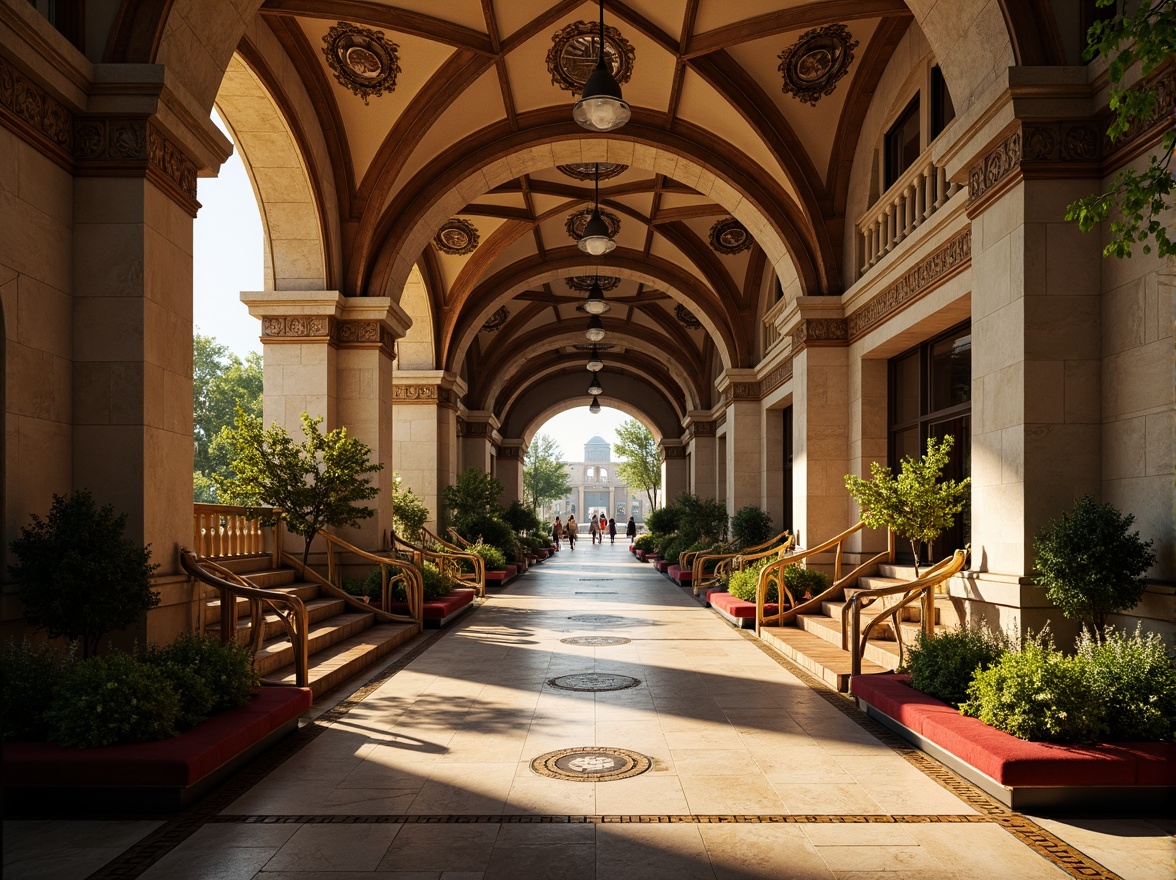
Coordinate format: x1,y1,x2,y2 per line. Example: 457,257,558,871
443,467,504,531
8,491,160,658
523,434,572,514
731,506,774,549
1033,496,1156,630
844,435,970,576
216,409,382,565
614,419,661,511
391,474,430,539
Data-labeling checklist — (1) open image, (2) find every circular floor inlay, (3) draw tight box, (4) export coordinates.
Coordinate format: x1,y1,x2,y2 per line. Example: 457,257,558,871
531,747,652,782
567,614,623,623
547,672,641,692
560,636,631,646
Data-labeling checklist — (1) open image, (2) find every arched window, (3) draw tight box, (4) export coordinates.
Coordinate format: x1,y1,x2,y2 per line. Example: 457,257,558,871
599,467,607,481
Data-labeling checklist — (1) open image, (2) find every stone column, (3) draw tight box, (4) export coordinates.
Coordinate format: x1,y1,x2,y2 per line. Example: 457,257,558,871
497,439,526,505
659,439,687,503
459,411,498,474
241,291,410,549
391,370,464,532
716,370,764,514
684,413,718,501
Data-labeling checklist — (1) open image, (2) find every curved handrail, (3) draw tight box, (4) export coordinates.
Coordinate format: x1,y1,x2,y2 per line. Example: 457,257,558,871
446,526,473,549
756,523,895,631
392,529,485,597
691,530,793,596
845,548,968,676
179,547,309,688
292,531,424,628
420,525,462,552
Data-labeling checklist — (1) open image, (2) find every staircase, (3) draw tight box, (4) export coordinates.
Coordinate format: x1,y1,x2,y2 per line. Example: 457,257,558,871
759,562,961,692
205,556,419,698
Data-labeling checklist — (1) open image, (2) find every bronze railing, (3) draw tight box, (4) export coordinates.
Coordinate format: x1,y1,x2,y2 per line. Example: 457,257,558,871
756,523,895,632
844,548,968,676
301,531,425,628
690,530,794,596
179,547,309,688
391,530,486,597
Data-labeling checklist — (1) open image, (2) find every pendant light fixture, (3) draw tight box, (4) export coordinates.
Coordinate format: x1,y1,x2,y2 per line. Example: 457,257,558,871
588,371,604,396
585,313,606,342
589,395,602,414
585,343,604,372
583,274,610,314
578,165,616,256
572,0,631,132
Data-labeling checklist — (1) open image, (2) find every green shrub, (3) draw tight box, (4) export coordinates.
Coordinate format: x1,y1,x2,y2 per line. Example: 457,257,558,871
1079,625,1176,741
731,506,774,549
661,536,691,566
1,638,75,741
391,475,430,538
676,493,729,544
645,505,681,536
420,561,456,599
47,652,181,748
151,660,215,729
633,533,658,553
468,540,507,570
1033,496,1156,629
782,564,829,600
503,501,543,535
960,635,1107,743
146,631,258,714
906,625,1008,707
460,514,516,559
727,559,771,601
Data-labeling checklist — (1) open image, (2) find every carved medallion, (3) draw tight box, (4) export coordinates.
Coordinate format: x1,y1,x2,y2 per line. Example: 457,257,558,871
566,208,621,242
546,21,635,93
481,306,509,332
557,162,628,181
675,304,702,330
433,218,480,255
708,217,753,255
777,24,858,105
322,22,401,104
565,275,620,292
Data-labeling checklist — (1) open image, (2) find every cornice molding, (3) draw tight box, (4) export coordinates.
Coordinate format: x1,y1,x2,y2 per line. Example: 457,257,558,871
760,357,794,396
790,318,848,351
260,315,396,359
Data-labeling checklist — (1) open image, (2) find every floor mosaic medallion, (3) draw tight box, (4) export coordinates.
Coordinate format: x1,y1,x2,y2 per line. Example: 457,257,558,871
567,614,623,623
547,672,641,691
530,747,652,782
560,636,631,646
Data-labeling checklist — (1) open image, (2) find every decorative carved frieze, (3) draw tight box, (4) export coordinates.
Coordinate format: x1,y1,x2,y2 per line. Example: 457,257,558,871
761,358,794,395
660,445,686,460
0,56,72,160
262,315,333,338
461,421,491,438
968,129,1021,204
393,384,438,402
847,229,972,339
690,420,716,437
72,117,199,212
731,382,761,400
497,445,521,459
259,315,394,357
790,318,848,350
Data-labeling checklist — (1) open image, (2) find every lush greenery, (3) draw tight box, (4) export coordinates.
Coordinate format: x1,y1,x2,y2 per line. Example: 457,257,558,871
503,500,544,535
633,533,659,553
444,467,504,529
523,434,571,514
146,631,258,715
391,473,431,539
644,505,680,537
613,419,661,511
727,560,825,604
419,562,458,600
216,409,382,565
1067,0,1176,259
193,334,263,502
844,435,970,576
1,638,75,741
781,564,829,601
8,491,160,658
467,540,507,571
675,493,729,544
1079,625,1176,742
1033,496,1156,629
731,506,774,549
725,559,771,602
906,625,1008,707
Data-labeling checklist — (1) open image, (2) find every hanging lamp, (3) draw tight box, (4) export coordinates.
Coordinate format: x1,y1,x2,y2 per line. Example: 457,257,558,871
588,371,604,396
585,314,606,342
589,394,602,414
572,0,631,132
584,275,610,314
585,343,604,372
578,165,616,256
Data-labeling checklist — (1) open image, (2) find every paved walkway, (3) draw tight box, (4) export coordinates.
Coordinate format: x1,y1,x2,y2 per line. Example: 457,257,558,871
5,543,1173,879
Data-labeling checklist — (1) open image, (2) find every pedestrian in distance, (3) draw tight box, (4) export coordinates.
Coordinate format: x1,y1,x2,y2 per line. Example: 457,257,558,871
552,516,563,550
566,514,578,550
608,517,617,544
626,516,637,540
589,514,601,545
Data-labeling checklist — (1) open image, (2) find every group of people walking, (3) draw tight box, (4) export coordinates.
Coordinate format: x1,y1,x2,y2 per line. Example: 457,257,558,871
551,513,637,550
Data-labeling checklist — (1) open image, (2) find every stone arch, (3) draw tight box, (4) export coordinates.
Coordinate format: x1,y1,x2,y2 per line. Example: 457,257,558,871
215,53,330,291
397,265,435,370
523,400,665,447
503,375,678,447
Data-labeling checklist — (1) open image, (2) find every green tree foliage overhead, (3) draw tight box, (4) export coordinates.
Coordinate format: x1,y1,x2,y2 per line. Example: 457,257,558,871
523,433,571,514
391,474,431,539
193,334,263,502
844,435,970,576
1067,0,1176,259
1033,495,1156,629
215,409,382,564
8,491,160,658
613,419,661,512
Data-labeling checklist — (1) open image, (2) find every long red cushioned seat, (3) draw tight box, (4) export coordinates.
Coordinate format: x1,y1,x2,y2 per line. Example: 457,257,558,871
707,590,778,619
850,674,1176,787
388,588,475,620
655,559,671,573
667,564,693,585
3,686,312,788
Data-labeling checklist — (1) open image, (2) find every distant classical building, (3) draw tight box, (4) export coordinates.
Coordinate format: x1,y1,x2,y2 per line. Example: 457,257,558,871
547,436,648,525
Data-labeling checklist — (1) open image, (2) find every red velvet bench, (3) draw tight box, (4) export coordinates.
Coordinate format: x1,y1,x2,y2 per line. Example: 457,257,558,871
667,564,693,587
850,673,1176,811
655,559,672,574
706,590,778,629
388,588,475,627
484,565,520,588
2,685,312,813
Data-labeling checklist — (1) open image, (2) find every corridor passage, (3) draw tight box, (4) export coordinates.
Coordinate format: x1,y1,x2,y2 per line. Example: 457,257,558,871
7,544,1169,879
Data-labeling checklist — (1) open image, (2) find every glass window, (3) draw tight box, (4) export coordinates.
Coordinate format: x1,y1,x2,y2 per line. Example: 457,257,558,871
930,66,955,138
891,351,921,426
930,332,971,412
884,96,920,190
599,467,607,481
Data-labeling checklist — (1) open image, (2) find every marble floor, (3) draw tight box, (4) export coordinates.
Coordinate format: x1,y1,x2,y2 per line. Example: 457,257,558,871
4,543,1173,879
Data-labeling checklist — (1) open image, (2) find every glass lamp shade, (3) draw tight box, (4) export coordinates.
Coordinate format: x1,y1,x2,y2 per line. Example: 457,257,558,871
589,395,602,414
573,63,631,132
577,209,616,256
585,314,606,342
588,371,604,396
586,344,604,372
583,281,610,314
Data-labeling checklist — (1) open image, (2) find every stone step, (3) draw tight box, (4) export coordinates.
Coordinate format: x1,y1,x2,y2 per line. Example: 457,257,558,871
264,623,418,698
796,613,907,669
757,626,891,692
254,612,376,677
206,582,323,620
823,592,941,626
206,596,348,642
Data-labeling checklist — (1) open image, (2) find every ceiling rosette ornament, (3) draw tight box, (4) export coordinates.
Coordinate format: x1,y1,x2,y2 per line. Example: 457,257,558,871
675,305,702,330
321,22,402,104
557,162,628,181
708,217,753,255
566,208,620,242
777,24,858,106
546,21,635,93
433,218,480,255
565,275,620,292
481,306,509,332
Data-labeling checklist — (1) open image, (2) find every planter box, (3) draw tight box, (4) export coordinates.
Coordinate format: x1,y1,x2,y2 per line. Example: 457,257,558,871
667,564,693,586
386,588,475,627
850,674,1176,812
707,590,778,629
655,559,672,574
635,550,648,562
3,686,312,813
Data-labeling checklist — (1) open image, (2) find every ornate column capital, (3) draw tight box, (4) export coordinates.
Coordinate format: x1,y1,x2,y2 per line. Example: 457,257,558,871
779,297,847,355
393,370,465,409
242,291,410,360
